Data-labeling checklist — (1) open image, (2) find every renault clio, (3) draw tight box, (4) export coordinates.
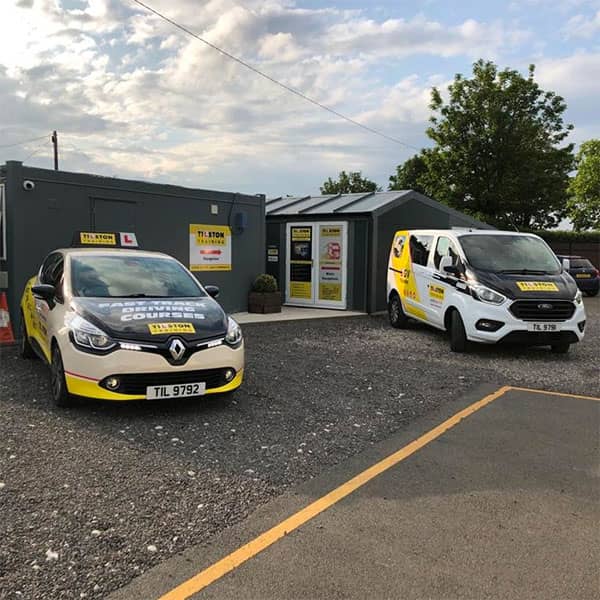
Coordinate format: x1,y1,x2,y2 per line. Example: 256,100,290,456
19,232,244,407
387,229,586,353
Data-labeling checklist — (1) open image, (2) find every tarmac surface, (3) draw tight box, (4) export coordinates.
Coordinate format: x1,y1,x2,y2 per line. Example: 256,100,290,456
111,386,600,600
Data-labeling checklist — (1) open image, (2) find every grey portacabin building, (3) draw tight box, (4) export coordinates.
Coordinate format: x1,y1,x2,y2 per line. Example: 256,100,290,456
265,191,492,313
0,161,265,328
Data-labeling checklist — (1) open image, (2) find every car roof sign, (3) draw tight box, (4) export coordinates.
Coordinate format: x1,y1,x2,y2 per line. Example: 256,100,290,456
71,231,140,248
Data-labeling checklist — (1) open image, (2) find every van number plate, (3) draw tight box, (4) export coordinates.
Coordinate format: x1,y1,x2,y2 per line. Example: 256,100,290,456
527,323,560,332
146,382,206,399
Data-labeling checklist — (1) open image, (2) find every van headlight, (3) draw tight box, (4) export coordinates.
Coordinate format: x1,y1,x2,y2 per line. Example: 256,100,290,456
574,290,583,305
470,284,506,305
66,313,116,352
225,317,242,347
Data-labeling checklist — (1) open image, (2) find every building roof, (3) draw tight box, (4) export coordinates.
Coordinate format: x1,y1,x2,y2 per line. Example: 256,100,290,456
266,191,412,216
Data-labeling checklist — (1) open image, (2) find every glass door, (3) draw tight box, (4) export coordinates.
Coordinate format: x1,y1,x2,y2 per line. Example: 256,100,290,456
286,224,315,305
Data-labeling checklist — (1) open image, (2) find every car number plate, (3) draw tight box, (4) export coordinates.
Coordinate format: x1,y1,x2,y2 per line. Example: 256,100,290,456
527,322,560,332
146,382,206,399
575,273,591,278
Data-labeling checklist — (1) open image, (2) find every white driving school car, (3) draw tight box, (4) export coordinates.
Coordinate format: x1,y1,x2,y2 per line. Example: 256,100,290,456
387,229,586,354
19,232,244,407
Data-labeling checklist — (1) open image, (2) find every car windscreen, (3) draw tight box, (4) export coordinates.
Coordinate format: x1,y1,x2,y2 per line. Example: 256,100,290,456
70,255,206,298
459,235,561,275
570,258,593,269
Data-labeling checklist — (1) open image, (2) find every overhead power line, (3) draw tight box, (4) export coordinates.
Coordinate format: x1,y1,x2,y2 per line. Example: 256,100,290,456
0,134,49,149
131,0,419,151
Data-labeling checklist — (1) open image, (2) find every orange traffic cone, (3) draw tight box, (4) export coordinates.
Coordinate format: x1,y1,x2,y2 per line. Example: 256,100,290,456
0,292,15,345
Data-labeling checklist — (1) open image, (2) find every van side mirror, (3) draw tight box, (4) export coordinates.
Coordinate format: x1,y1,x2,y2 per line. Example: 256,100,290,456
561,258,570,271
205,285,220,298
438,255,459,275
32,284,56,308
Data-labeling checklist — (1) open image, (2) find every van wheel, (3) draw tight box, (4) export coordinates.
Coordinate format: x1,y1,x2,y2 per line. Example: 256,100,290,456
19,312,36,359
50,345,73,408
388,294,408,329
551,343,570,354
449,310,468,353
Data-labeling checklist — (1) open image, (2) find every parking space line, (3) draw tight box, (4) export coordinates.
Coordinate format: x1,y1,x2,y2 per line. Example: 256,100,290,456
158,385,512,600
508,386,600,402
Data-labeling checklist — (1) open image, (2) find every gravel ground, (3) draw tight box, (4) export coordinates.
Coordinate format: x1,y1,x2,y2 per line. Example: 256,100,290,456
0,296,598,599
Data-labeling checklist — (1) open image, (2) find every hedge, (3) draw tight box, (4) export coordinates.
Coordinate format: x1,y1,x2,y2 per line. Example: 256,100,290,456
523,230,600,243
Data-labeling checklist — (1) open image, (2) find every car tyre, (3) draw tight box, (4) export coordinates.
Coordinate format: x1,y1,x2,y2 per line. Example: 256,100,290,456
551,343,570,354
388,294,408,329
50,344,73,408
19,312,37,359
449,310,468,353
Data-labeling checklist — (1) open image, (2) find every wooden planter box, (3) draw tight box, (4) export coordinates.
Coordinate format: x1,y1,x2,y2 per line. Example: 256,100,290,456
248,291,282,314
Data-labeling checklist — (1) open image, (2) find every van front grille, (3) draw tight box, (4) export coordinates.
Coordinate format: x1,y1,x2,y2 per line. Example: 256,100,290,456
509,300,575,322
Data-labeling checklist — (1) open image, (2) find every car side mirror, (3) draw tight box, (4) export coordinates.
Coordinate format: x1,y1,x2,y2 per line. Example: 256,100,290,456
32,284,56,308
205,285,220,298
439,255,459,275
561,258,570,270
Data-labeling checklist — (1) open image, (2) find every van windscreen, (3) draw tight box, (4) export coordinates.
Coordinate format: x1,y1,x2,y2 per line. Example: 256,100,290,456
459,235,561,274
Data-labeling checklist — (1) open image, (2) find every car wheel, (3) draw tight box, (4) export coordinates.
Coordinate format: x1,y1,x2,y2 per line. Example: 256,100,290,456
50,344,73,408
449,310,468,353
19,312,36,359
585,289,598,297
551,343,570,354
388,294,408,329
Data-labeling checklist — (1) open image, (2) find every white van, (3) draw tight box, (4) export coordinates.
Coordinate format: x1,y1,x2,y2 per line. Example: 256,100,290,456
387,229,586,353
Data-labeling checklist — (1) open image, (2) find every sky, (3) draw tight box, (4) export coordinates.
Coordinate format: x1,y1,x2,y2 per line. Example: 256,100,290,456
1,0,599,196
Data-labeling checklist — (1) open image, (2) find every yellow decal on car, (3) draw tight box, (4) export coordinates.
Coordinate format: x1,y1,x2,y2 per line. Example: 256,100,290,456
516,281,559,292
79,232,117,245
429,285,445,302
148,322,195,335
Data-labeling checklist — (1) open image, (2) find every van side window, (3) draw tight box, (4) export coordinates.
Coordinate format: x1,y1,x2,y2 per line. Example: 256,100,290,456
434,237,459,270
410,235,433,267
40,253,62,285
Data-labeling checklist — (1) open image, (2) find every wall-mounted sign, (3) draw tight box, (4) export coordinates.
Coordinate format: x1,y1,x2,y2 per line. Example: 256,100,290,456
0,184,5,261
267,246,279,263
289,226,312,300
318,225,343,302
189,224,232,271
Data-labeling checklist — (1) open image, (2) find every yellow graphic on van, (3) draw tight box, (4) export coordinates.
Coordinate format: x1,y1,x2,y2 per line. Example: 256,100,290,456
516,281,559,292
148,322,195,335
390,232,420,303
429,285,445,302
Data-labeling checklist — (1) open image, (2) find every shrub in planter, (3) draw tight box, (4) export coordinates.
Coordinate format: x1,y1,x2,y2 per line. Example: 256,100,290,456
248,274,281,313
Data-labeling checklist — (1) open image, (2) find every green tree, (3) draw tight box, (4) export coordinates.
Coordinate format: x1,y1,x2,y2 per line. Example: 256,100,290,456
567,140,600,230
422,59,574,229
389,152,429,193
320,170,381,194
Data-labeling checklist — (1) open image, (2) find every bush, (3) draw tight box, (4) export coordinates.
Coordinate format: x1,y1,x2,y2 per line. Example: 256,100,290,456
522,230,600,243
251,274,278,293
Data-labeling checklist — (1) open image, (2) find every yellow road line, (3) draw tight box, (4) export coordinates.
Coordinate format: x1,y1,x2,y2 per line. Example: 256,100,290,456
508,386,600,402
159,385,512,600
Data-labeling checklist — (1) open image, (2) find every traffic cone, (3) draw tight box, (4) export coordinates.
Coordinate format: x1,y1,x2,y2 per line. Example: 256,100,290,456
0,292,15,345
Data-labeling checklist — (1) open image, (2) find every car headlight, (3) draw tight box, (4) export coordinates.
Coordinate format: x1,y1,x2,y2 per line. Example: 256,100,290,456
470,283,506,305
225,317,242,347
65,313,116,351
574,290,583,305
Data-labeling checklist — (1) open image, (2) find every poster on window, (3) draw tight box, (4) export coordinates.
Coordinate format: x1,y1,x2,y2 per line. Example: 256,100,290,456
189,224,232,271
289,226,313,299
318,225,343,302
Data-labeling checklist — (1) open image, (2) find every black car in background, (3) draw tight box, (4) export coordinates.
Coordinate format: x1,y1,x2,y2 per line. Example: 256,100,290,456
557,255,599,297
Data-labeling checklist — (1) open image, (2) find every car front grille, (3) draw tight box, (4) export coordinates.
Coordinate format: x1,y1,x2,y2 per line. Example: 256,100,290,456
509,300,576,322
100,368,232,394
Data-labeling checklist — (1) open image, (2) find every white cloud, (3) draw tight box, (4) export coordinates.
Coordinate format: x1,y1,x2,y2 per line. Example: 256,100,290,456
563,10,600,38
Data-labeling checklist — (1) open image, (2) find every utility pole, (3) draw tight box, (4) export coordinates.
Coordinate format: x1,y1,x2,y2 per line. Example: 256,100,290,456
51,130,58,170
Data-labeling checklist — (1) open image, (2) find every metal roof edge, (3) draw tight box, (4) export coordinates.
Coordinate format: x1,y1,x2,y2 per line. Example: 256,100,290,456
298,193,341,214
369,190,412,217
332,191,376,213
266,195,311,215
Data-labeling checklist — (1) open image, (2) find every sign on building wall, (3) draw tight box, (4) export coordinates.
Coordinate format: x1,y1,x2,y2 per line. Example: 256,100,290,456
318,225,343,302
289,226,313,299
0,184,6,261
189,224,232,271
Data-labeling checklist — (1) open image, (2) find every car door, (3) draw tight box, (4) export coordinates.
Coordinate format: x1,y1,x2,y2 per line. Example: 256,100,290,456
428,235,461,327
406,233,434,322
35,252,64,360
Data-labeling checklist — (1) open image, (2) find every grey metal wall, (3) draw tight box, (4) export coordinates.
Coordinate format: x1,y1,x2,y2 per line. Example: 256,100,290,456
1,161,265,327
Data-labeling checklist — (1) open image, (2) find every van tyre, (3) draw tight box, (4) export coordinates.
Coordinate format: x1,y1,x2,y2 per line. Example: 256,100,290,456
551,343,570,354
19,312,36,359
449,310,468,353
50,344,72,408
388,294,408,329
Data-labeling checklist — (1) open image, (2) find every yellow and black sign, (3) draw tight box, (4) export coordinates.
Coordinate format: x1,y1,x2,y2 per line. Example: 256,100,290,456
148,322,195,335
429,284,445,302
516,281,559,292
291,227,311,242
189,224,232,271
290,282,312,299
79,232,117,246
